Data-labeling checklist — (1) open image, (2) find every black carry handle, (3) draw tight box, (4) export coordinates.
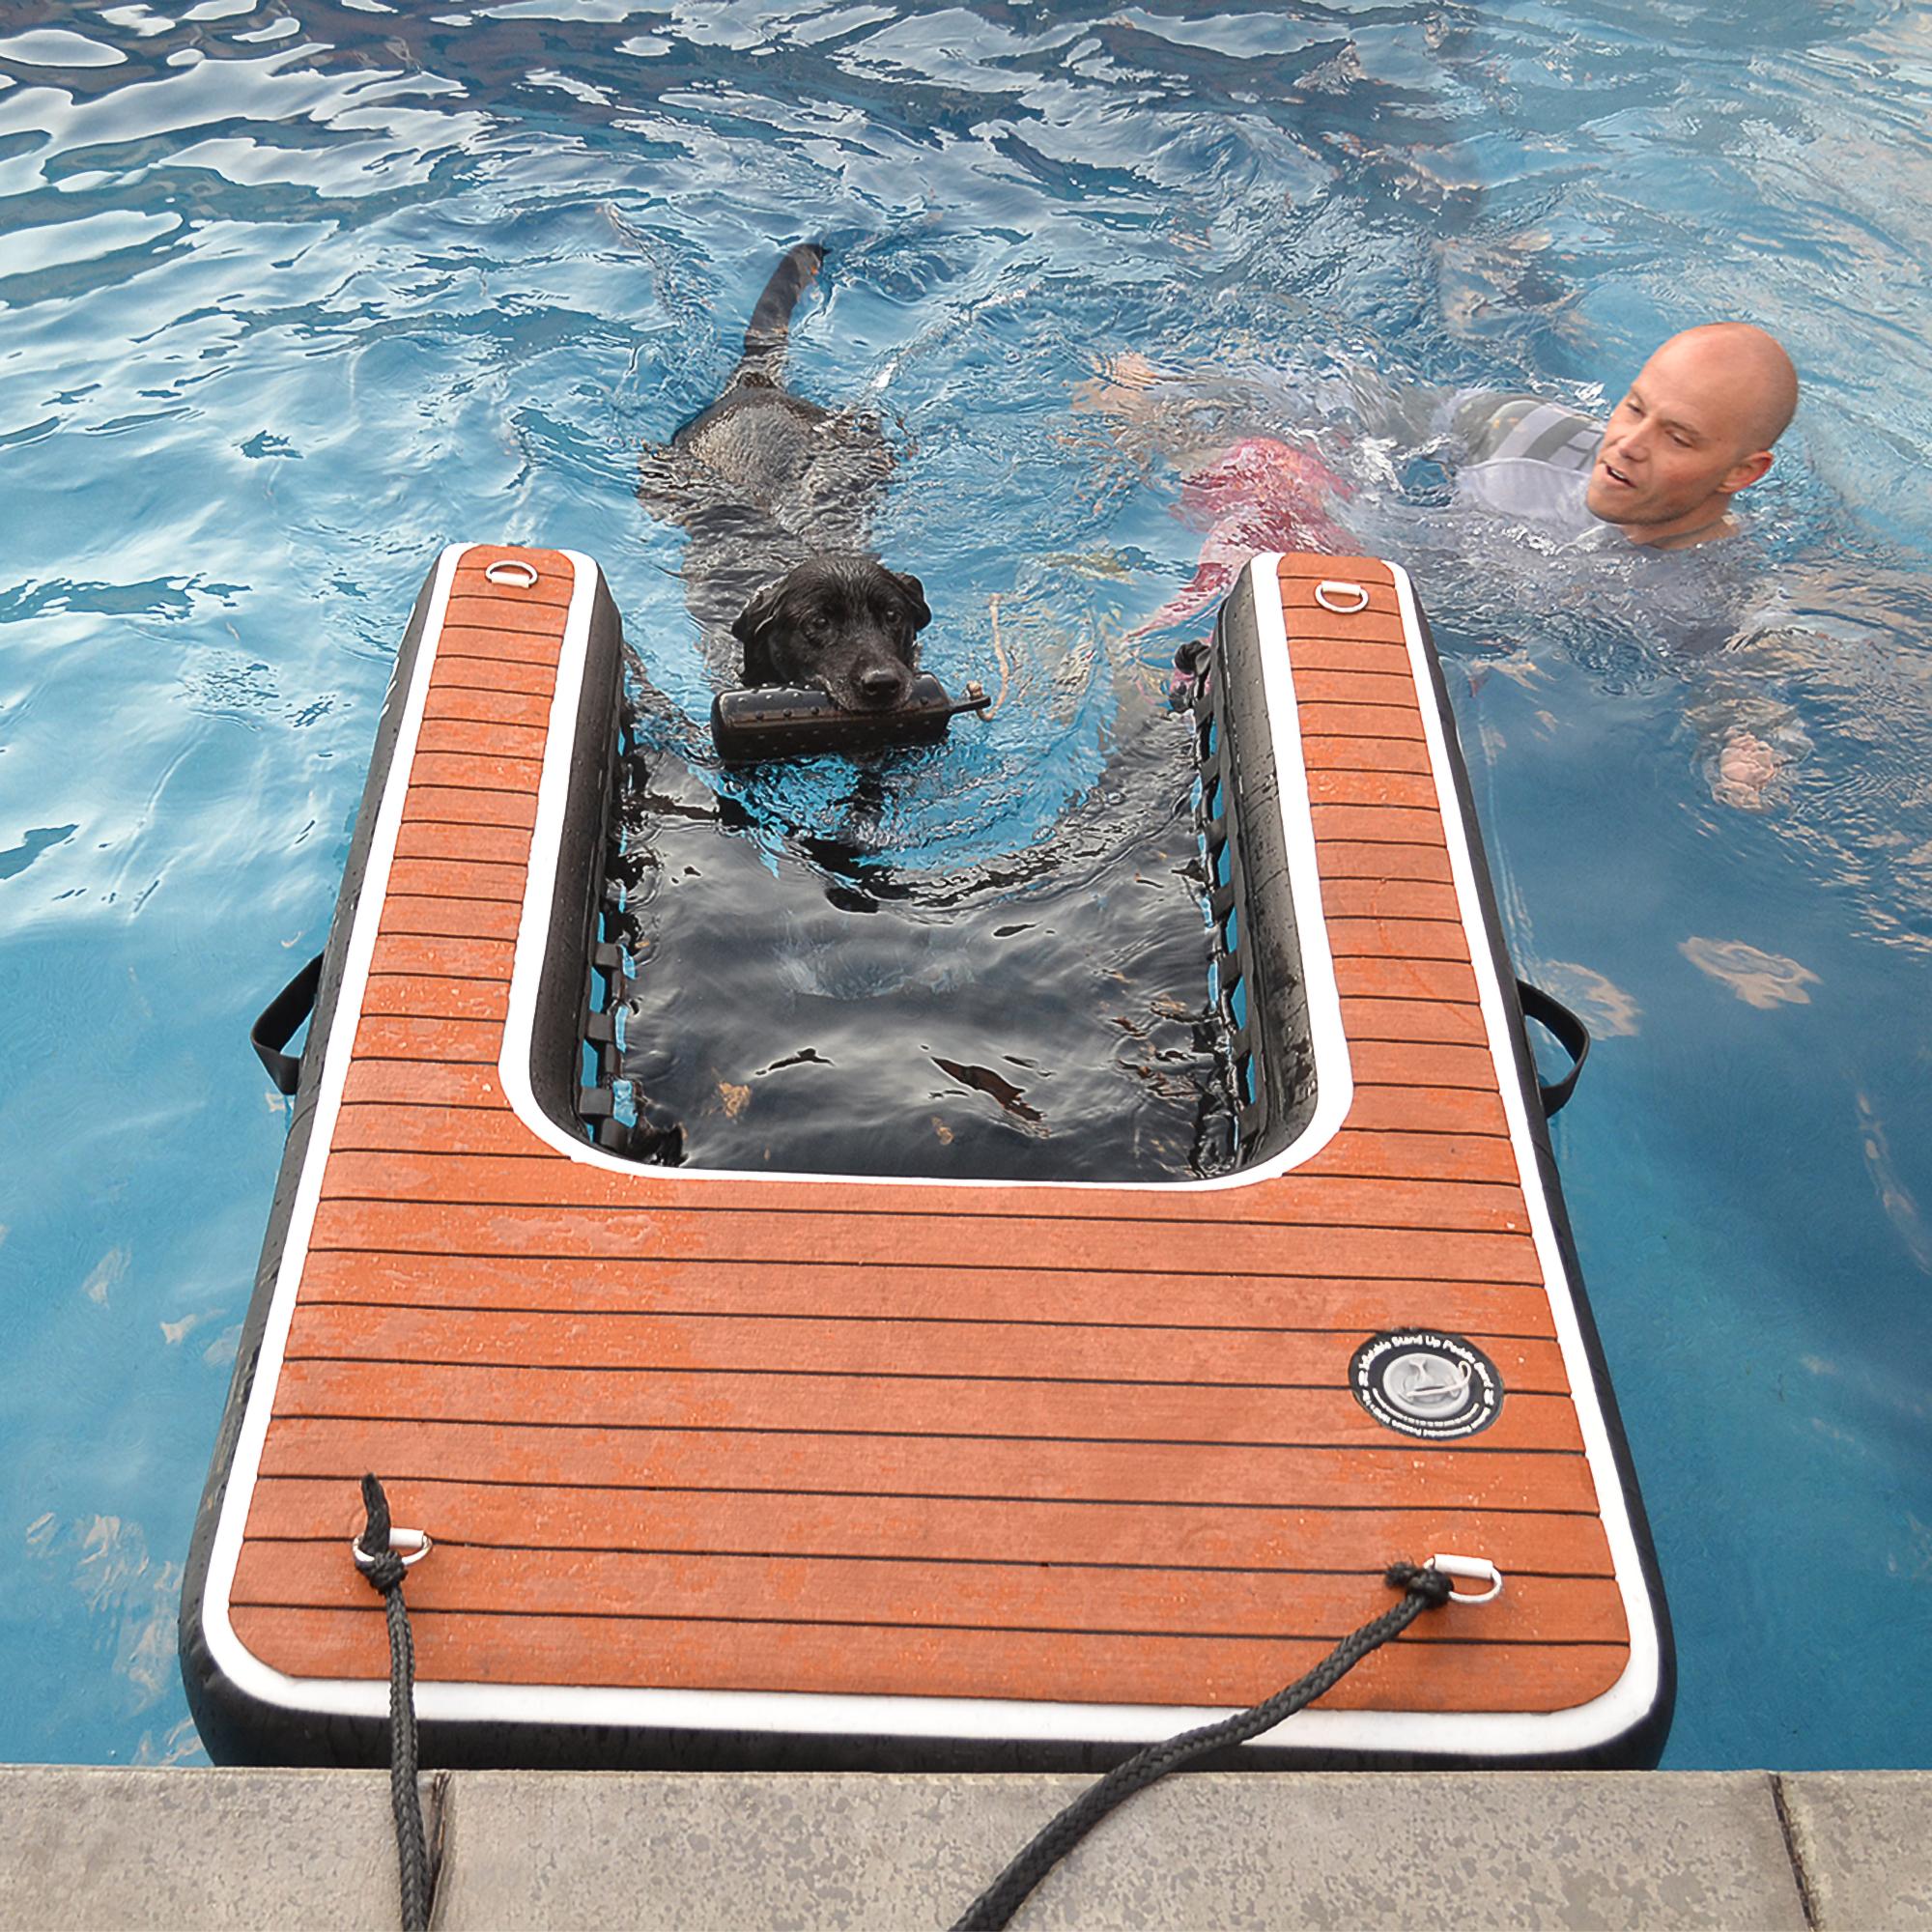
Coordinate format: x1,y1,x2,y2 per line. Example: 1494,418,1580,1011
1516,979,1590,1116
251,952,325,1095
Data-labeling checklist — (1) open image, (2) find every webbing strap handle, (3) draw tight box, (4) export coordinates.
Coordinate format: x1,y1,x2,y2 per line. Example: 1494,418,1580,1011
250,952,325,1095
1516,978,1590,1116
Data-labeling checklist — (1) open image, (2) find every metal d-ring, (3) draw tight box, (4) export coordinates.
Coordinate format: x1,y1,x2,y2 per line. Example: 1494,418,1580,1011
485,559,539,589
352,1527,433,1570
1315,579,1371,613
1424,1551,1504,1605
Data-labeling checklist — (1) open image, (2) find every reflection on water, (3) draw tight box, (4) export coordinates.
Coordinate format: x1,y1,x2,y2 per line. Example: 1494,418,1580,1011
1679,936,1821,1009
1,0,1930,1770
612,691,1236,1181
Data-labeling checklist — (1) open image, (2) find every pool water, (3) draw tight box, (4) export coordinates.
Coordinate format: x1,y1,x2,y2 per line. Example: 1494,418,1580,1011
3,0,1930,1770
608,701,1239,1180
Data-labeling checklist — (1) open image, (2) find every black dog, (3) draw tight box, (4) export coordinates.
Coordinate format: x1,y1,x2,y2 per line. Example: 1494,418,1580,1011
639,244,929,712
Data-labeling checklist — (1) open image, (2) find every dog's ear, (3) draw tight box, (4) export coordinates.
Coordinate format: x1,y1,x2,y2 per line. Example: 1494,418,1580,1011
732,582,786,686
889,570,931,632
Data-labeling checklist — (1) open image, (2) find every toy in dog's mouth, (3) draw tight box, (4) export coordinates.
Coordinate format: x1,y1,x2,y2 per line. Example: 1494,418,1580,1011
711,674,989,762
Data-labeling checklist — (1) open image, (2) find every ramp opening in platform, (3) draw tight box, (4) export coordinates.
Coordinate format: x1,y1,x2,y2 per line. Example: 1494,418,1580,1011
565,574,1321,1185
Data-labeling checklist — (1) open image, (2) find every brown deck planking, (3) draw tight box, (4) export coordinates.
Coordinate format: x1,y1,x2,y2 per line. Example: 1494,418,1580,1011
232,549,1630,1722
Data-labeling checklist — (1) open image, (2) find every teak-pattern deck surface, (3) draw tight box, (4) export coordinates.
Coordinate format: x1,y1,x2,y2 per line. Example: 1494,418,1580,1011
229,550,1632,1723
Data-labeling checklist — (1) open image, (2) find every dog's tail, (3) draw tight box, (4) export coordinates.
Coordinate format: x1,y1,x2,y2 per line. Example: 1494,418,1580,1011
739,242,825,366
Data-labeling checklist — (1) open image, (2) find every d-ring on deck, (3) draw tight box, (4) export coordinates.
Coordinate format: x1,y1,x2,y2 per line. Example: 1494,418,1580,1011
181,545,1669,1770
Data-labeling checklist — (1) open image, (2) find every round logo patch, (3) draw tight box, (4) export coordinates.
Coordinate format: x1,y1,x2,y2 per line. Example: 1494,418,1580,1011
1350,1330,1503,1440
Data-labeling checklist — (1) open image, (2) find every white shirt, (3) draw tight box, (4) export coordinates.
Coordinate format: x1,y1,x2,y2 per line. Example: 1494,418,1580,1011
1453,398,1604,535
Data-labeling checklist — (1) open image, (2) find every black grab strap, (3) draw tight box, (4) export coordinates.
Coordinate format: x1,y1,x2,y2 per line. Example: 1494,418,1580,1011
251,952,325,1095
1516,978,1590,1116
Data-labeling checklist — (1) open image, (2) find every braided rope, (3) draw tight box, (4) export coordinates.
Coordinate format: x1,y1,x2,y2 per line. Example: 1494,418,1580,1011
356,1474,432,1932
949,1563,1457,1932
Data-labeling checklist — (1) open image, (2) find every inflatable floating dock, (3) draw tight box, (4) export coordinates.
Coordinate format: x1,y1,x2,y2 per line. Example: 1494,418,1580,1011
181,544,1670,1770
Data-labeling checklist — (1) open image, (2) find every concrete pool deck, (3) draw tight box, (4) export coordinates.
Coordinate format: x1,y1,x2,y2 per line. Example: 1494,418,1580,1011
1,1766,1925,1928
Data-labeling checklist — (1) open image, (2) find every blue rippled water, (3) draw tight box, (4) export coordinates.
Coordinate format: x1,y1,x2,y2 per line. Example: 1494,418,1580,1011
2,0,1930,1768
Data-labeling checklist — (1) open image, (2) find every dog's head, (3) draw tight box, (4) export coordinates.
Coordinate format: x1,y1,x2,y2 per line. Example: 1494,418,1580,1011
732,555,930,711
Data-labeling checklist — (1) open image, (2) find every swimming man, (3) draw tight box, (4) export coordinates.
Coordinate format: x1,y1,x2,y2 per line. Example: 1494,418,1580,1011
1450,323,1798,549
1076,322,1803,805
1078,321,1798,591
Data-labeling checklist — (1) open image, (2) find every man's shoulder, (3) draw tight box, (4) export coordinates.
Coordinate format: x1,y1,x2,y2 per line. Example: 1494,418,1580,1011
1461,394,1603,470
1455,453,1599,532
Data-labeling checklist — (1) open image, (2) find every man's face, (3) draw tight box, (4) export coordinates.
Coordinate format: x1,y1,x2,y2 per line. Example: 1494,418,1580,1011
1585,339,1773,542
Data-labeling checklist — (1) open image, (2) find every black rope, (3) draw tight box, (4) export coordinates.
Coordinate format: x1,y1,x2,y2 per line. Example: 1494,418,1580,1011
356,1473,432,1932
949,1562,1458,1932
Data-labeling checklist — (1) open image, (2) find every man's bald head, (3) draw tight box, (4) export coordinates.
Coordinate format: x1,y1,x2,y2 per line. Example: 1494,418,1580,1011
1645,323,1798,455
1586,322,1799,546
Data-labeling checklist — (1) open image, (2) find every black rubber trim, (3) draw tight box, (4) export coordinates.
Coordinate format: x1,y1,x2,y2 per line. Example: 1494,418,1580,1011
1199,566,1318,1159
1404,584,1676,1769
181,552,449,1769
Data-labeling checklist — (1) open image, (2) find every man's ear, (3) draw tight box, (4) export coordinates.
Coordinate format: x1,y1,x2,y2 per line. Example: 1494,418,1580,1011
1719,448,1775,497
732,582,785,685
